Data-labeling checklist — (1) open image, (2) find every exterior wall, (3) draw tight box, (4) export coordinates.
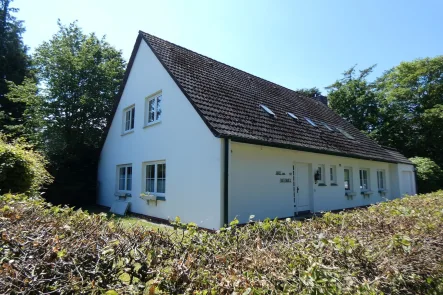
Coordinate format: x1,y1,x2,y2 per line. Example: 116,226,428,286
98,40,222,229
229,142,408,224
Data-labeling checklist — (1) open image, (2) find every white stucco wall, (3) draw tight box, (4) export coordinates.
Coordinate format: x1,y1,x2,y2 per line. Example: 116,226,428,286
229,142,413,224
98,40,222,229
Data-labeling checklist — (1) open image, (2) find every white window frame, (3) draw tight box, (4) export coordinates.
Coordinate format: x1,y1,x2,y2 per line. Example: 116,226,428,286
122,105,135,134
344,167,352,191
377,169,386,190
359,169,370,191
145,91,162,127
142,161,166,196
117,164,132,192
330,165,337,184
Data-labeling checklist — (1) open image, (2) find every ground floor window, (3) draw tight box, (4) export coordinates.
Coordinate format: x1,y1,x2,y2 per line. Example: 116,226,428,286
344,168,352,190
144,161,166,195
377,170,385,190
117,164,132,192
359,169,370,190
330,165,337,184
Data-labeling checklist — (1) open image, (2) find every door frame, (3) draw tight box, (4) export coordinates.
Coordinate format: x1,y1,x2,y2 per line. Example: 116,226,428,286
293,162,313,214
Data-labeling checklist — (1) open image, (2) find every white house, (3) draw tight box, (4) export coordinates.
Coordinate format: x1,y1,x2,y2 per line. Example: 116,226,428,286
98,31,417,229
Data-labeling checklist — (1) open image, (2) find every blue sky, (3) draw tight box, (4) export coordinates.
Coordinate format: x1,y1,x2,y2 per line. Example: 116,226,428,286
13,0,443,94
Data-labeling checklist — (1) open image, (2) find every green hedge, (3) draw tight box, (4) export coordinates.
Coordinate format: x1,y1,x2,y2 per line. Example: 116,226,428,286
1,192,442,294
0,137,52,195
410,157,443,193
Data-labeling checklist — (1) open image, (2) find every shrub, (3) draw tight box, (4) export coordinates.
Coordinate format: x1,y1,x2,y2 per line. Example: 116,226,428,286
410,156,443,193
0,137,52,195
1,192,442,294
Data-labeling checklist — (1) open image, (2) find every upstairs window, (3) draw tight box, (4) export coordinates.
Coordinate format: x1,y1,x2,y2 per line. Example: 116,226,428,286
359,169,370,190
260,104,275,117
145,92,162,125
123,105,135,133
377,170,385,190
117,164,132,192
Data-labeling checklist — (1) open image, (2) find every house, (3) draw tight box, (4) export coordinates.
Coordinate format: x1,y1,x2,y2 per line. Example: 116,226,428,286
98,31,417,229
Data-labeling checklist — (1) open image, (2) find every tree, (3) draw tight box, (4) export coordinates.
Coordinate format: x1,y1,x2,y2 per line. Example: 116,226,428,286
0,0,31,135
375,57,443,167
326,65,379,133
296,87,323,98
32,21,126,205
410,157,443,193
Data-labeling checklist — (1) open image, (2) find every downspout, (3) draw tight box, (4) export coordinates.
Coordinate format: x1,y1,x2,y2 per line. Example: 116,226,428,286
223,138,229,225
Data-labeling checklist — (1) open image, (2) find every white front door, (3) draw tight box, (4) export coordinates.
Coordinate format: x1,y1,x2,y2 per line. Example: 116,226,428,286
401,171,414,196
293,163,311,213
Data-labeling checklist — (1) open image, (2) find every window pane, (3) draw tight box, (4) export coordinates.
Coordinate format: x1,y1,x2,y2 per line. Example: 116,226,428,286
157,179,165,193
157,163,166,193
125,110,130,131
156,95,162,120
148,99,155,122
119,167,126,190
146,165,155,192
131,108,135,129
344,169,350,190
157,163,165,178
126,167,132,191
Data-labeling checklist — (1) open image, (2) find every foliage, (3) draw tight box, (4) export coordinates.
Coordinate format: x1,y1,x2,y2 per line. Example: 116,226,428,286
0,0,31,134
295,87,323,98
0,136,52,195
374,56,443,167
29,21,126,205
1,192,443,294
4,78,45,146
410,157,443,193
326,65,379,133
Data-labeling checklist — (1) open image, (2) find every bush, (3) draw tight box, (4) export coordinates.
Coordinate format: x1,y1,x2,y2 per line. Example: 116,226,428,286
1,192,442,294
410,157,443,193
0,137,52,195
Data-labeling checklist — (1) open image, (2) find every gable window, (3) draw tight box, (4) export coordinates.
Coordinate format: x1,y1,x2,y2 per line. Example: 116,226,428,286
123,105,135,133
359,169,370,190
330,165,337,184
145,92,162,126
377,170,385,190
344,167,352,190
144,161,166,195
117,164,132,192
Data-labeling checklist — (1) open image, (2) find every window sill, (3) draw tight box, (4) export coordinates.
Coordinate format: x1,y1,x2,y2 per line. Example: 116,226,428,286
144,120,162,128
121,130,134,136
330,183,338,186
318,183,327,186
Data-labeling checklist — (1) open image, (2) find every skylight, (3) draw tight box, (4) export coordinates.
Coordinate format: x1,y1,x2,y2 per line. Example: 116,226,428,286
305,117,317,127
322,122,334,131
336,127,355,139
287,112,298,120
260,104,275,117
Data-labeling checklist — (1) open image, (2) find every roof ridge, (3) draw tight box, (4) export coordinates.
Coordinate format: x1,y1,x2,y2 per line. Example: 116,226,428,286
139,30,313,102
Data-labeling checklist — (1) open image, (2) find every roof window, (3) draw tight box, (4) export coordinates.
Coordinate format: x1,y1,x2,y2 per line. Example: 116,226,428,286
336,127,355,139
287,112,298,120
322,122,334,131
305,117,317,127
260,104,275,117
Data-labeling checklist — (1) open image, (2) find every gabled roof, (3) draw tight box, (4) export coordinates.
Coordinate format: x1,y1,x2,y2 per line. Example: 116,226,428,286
106,31,412,165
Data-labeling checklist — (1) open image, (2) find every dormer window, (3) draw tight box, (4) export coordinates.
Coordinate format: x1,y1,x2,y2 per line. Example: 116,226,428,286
305,117,317,127
260,104,275,117
287,112,298,120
